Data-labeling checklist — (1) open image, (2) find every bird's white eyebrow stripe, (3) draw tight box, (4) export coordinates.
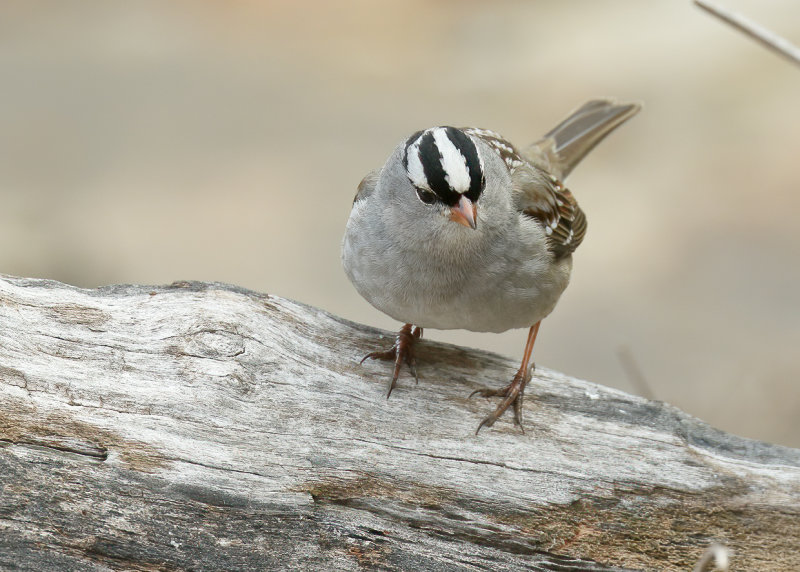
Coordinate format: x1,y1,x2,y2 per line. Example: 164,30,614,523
405,136,430,191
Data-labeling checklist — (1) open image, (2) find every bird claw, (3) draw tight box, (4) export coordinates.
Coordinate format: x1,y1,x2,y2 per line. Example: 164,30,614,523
472,365,532,433
360,324,422,396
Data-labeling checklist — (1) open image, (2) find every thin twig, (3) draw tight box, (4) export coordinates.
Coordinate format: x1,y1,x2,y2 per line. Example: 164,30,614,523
695,0,800,67
616,346,656,401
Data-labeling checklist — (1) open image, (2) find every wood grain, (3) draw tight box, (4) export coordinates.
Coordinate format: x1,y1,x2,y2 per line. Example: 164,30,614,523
1,275,798,571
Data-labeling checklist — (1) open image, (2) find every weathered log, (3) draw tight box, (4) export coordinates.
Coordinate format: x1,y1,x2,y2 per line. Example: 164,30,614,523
0,274,798,571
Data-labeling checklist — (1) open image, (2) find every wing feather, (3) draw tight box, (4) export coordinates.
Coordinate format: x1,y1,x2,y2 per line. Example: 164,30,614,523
353,169,380,204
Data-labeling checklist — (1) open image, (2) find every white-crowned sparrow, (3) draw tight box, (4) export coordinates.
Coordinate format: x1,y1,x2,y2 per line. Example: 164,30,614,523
342,99,640,432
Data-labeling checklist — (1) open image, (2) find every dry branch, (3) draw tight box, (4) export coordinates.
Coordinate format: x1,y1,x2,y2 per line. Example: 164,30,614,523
695,0,800,67
0,275,798,571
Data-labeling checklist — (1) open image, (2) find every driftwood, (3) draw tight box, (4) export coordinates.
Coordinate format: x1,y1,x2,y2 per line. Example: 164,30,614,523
0,274,798,571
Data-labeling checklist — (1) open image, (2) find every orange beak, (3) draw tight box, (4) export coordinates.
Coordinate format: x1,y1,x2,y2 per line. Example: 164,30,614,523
449,195,477,230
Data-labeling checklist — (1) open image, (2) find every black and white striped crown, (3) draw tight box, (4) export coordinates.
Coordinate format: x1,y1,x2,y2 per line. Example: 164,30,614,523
402,127,485,206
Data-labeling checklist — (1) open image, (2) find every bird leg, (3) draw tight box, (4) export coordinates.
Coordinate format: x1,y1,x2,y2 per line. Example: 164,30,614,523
360,323,423,397
470,321,541,433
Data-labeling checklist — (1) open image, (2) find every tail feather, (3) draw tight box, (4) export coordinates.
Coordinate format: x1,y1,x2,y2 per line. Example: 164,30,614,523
525,99,641,180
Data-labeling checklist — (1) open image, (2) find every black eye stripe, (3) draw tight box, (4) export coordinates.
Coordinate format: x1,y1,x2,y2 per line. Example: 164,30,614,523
417,132,453,200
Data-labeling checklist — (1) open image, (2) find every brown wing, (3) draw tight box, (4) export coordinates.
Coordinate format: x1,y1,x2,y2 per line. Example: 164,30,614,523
465,127,587,260
520,171,587,259
353,169,380,204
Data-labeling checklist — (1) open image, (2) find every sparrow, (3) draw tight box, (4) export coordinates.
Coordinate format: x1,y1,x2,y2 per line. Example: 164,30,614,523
342,99,640,432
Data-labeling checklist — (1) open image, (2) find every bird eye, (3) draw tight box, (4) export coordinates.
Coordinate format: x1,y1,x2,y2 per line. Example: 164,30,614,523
416,188,436,205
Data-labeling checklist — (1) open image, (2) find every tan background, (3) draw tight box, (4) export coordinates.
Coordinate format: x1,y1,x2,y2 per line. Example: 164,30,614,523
1,1,798,446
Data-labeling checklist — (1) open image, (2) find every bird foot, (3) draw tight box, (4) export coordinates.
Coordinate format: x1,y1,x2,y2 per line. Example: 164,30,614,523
360,324,422,397
470,364,532,433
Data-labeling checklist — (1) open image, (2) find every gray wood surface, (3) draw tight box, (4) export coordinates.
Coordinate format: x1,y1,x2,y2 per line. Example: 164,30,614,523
1,275,798,571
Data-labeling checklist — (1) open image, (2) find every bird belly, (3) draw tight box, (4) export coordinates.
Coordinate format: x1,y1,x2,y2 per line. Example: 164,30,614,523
394,256,571,332
343,218,571,333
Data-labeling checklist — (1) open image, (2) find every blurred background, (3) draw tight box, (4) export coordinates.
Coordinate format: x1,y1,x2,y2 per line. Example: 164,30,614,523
1,1,799,446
